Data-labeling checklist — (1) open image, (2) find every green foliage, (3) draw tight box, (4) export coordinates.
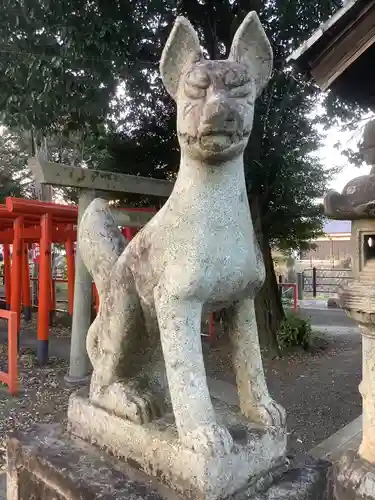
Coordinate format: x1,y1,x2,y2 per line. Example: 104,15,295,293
98,0,362,250
0,0,363,235
0,172,22,202
0,0,129,135
0,127,30,200
0,0,366,347
0,0,173,172
281,293,293,309
0,0,364,215
277,311,312,350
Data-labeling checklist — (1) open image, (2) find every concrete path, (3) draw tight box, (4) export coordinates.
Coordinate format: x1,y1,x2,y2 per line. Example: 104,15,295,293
299,307,356,328
298,299,329,309
309,415,362,462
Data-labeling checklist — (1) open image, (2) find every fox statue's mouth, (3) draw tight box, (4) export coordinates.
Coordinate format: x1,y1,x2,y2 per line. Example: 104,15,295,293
200,133,232,151
179,130,251,152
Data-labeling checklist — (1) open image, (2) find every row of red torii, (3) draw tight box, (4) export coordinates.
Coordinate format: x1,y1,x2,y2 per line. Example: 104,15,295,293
0,196,217,393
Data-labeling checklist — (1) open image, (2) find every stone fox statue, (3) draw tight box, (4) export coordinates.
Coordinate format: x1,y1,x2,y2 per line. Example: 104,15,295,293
79,11,285,457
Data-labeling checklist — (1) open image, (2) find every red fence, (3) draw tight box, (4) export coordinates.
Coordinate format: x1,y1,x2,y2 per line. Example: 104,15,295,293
0,309,18,395
279,283,298,311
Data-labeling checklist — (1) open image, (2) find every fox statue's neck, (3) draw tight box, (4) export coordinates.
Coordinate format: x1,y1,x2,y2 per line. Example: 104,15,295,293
172,152,246,196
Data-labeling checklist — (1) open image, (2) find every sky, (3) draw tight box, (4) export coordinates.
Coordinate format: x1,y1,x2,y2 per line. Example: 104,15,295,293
317,116,373,193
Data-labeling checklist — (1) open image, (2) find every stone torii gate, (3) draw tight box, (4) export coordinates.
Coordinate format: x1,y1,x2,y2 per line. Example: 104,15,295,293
28,157,173,383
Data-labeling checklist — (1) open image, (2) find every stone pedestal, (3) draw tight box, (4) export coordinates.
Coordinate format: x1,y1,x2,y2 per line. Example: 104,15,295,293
338,219,375,466
322,118,375,499
359,327,375,463
334,450,375,500
6,424,174,500
6,423,332,500
67,389,286,500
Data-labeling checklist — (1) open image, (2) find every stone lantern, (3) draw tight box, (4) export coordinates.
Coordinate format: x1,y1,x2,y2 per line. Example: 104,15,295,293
325,118,375,497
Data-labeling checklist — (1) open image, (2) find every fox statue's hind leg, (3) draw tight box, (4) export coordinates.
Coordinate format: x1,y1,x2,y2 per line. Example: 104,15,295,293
80,199,166,424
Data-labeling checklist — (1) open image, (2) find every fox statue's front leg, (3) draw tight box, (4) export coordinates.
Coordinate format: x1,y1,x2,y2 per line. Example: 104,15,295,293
228,297,286,428
154,273,234,456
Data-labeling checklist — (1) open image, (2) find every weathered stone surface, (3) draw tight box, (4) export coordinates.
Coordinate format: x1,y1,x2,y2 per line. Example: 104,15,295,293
334,450,375,499
358,328,375,463
335,221,375,463
111,208,155,228
66,189,96,383
78,9,285,457
252,457,332,500
5,425,330,500
309,416,362,464
324,119,375,471
6,425,176,500
28,157,173,197
322,116,375,493
68,389,286,500
324,119,375,220
68,10,288,499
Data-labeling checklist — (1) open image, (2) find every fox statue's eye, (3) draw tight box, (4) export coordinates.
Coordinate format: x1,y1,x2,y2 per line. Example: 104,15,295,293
184,68,210,99
184,82,206,99
224,68,251,85
229,83,253,99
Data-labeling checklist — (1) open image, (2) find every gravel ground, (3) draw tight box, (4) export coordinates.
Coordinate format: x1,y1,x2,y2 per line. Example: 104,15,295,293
204,328,362,458
0,316,362,475
0,317,75,473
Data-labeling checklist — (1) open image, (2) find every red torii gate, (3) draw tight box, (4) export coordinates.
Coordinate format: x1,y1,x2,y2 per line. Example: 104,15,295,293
0,198,217,393
0,198,77,366
0,201,162,369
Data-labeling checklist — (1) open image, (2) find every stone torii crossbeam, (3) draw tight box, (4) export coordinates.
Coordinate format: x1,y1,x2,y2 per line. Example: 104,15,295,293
28,157,173,382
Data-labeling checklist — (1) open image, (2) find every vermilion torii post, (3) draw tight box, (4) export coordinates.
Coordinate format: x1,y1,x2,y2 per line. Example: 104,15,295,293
28,157,173,384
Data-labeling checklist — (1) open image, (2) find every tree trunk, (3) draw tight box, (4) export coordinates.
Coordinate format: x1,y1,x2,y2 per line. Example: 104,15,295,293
255,233,284,358
251,196,284,358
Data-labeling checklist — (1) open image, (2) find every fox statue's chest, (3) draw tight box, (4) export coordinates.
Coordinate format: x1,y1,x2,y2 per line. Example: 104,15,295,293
150,202,263,299
129,177,265,302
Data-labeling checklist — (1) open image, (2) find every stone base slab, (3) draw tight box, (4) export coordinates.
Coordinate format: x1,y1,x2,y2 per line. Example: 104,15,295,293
5,424,332,500
253,456,332,500
334,450,375,499
6,424,175,500
68,389,287,500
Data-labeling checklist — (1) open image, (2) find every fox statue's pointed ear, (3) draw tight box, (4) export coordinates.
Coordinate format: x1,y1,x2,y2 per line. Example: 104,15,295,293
229,11,273,97
160,17,203,99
